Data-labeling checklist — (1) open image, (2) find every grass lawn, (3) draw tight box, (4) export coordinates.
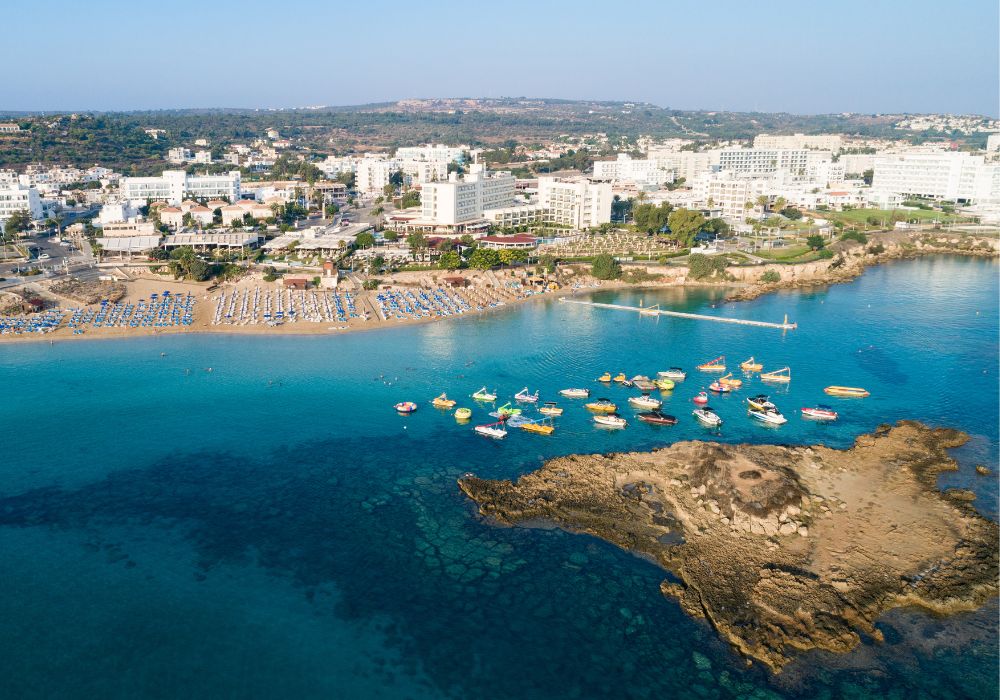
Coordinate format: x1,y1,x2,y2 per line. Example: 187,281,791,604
754,245,811,260
820,208,969,228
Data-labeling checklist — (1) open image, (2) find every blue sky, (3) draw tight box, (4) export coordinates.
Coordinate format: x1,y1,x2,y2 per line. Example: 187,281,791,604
4,0,998,115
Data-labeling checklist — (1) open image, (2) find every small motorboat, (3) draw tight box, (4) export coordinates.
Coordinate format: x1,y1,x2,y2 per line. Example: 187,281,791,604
628,394,662,410
747,394,776,411
560,388,591,398
637,411,677,425
431,393,456,409
760,367,791,384
585,398,618,413
658,368,687,381
520,418,555,435
612,372,627,383
697,356,726,372
594,413,627,428
454,407,472,421
492,402,522,417
474,420,508,439
597,372,612,382
693,391,709,405
538,402,564,416
472,387,498,401
740,357,763,372
749,407,788,425
394,401,418,414
802,406,838,420
514,387,539,403
708,381,732,393
824,386,870,398
654,378,675,391
693,407,723,426
718,373,742,388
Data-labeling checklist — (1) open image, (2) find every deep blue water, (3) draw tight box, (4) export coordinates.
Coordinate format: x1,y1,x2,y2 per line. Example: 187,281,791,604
1,256,997,699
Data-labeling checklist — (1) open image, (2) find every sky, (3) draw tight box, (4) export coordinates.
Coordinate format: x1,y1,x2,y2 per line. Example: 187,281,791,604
3,0,998,116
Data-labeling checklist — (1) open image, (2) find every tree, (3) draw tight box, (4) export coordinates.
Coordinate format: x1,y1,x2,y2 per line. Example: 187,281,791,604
538,254,557,273
667,208,706,247
761,269,781,283
687,254,729,280
439,250,462,270
400,190,420,209
5,211,31,237
406,232,427,250
498,249,527,265
755,195,770,211
354,231,375,248
382,183,395,197
780,207,803,220
468,248,500,270
591,253,621,280
632,202,672,233
367,255,385,275
459,234,476,248
335,172,356,189
862,169,874,186
773,196,787,213
325,203,339,217
383,230,399,242
702,218,731,238
389,170,404,188
806,234,826,250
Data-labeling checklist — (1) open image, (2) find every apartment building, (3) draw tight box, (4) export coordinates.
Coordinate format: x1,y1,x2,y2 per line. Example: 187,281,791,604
693,172,766,220
119,170,241,205
752,133,843,151
355,156,398,194
872,152,1000,203
395,144,466,163
536,176,612,229
0,183,44,221
420,165,516,226
717,148,812,178
645,149,721,181
593,154,673,186
401,159,448,185
167,148,194,164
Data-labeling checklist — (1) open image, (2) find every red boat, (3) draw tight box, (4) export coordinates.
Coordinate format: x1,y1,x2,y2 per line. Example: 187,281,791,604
708,382,732,393
801,406,838,421
637,411,678,426
693,392,709,405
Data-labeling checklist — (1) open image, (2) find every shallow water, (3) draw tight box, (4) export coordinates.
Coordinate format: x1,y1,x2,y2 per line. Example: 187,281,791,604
1,256,997,699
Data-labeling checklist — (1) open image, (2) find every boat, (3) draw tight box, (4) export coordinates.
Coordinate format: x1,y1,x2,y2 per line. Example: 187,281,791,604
514,387,539,403
658,368,687,381
454,407,472,421
585,398,618,413
824,386,870,398
692,391,709,405
697,356,726,372
760,367,791,383
746,394,776,411
594,413,627,428
431,393,456,409
740,357,763,372
538,402,564,416
474,420,508,439
749,407,788,425
632,377,657,391
394,401,418,414
493,402,522,416
653,378,675,391
801,406,838,420
628,393,662,410
708,381,732,393
718,373,743,388
559,388,590,398
637,411,677,425
520,418,555,435
612,372,627,383
693,407,723,426
597,372,612,383
471,387,498,401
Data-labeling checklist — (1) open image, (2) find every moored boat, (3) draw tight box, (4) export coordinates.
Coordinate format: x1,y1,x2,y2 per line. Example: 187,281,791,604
654,378,675,391
740,357,763,372
597,372,612,382
746,394,776,411
559,388,590,398
628,393,662,410
708,381,732,393
514,387,539,403
474,420,508,439
520,418,556,435
697,356,726,372
585,398,618,413
824,386,870,398
594,413,627,428
693,407,723,426
612,372,627,383
692,391,709,405
538,402,564,416
454,407,472,421
801,406,838,420
431,393,456,409
719,373,743,388
760,367,791,383
632,377,657,391
637,410,677,425
394,401,418,414
658,367,687,380
492,402,522,416
748,407,787,425
471,387,498,401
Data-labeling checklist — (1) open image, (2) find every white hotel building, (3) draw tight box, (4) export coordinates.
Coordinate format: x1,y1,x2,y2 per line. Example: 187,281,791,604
0,183,44,221
593,154,673,186
717,148,812,178
420,165,516,226
535,176,612,229
872,152,1000,203
119,170,241,205
394,144,466,163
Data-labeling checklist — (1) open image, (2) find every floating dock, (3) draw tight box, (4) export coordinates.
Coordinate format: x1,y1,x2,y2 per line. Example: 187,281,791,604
559,298,797,330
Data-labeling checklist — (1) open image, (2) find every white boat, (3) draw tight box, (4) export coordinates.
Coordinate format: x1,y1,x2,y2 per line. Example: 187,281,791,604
748,408,787,425
594,413,627,428
746,394,776,411
474,421,508,439
658,368,687,381
801,406,838,420
693,408,723,426
514,387,539,403
559,388,590,398
472,387,498,401
628,394,662,410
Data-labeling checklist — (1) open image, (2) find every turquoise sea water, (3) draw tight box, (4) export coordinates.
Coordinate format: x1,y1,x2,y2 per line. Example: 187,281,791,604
0,256,997,699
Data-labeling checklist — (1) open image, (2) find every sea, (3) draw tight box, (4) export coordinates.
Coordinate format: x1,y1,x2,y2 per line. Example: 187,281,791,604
1,256,997,699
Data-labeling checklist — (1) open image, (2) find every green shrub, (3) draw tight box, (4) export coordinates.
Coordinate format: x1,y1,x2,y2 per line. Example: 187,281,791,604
868,243,885,255
817,249,834,259
761,269,781,284
591,254,622,280
840,230,868,244
687,253,730,280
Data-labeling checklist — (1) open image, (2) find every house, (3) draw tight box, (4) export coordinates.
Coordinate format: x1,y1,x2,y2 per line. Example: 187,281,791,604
283,278,309,290
158,206,184,229
477,233,538,250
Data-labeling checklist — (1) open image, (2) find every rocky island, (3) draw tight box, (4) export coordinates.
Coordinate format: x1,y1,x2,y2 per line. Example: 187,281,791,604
458,422,998,672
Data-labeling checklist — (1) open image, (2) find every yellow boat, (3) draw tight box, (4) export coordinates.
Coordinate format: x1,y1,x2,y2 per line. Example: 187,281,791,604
431,393,456,409
585,398,618,413
740,357,763,372
612,372,627,383
654,378,675,391
824,386,870,398
719,373,742,388
521,419,555,435
454,407,472,420
538,402,563,416
697,356,726,372
760,367,791,383
597,372,612,382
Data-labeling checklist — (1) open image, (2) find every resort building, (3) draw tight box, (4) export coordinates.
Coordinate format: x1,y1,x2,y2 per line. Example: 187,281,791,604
220,199,274,225
477,233,538,250
752,133,843,151
536,176,612,229
119,170,241,205
420,165,517,227
100,220,157,236
872,152,1000,203
394,144,466,163
593,154,673,186
0,184,44,221
355,155,398,194
645,148,721,181
717,148,813,178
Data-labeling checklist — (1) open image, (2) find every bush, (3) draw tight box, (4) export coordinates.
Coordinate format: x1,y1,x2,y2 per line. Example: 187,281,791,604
805,234,826,250
817,249,834,259
591,254,622,280
687,254,730,280
363,278,381,290
840,230,868,245
761,269,781,283
867,243,885,255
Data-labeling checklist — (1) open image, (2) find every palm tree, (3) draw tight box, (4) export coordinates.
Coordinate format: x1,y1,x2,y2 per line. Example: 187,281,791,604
755,195,769,213
773,196,786,213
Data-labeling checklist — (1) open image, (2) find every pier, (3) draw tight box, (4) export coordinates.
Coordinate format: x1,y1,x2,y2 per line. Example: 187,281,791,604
559,298,797,330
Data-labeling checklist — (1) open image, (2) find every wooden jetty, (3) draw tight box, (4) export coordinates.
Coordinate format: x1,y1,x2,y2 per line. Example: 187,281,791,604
559,298,797,330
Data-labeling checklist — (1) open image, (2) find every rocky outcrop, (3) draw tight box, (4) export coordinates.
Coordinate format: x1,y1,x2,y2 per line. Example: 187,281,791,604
458,422,998,673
